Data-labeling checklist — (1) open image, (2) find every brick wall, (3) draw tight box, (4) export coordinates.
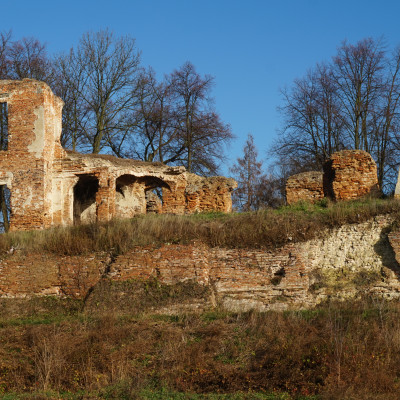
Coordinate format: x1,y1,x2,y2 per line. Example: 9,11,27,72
286,150,379,204
0,244,309,308
0,79,64,231
323,150,379,200
0,253,107,298
286,171,324,205
1,215,399,310
185,174,237,213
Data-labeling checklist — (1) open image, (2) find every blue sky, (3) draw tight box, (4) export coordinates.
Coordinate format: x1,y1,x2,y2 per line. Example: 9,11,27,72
3,0,400,175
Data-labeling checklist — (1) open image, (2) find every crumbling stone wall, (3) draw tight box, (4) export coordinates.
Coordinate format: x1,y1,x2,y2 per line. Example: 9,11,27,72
323,150,379,200
1,215,399,310
185,174,237,213
286,171,324,205
286,150,379,204
393,169,400,199
0,243,310,306
0,79,64,230
388,228,400,266
0,79,236,231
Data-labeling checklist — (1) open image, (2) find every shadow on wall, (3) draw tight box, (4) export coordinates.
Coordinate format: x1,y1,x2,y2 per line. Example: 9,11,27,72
73,175,99,224
374,227,400,275
286,150,380,205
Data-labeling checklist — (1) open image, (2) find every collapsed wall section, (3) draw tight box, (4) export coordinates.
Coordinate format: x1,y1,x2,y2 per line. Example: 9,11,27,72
185,174,238,213
323,150,379,201
286,171,324,205
285,150,379,204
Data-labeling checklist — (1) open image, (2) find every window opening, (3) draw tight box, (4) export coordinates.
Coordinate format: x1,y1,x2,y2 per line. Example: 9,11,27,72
0,102,8,151
0,185,11,232
145,188,163,214
142,177,169,214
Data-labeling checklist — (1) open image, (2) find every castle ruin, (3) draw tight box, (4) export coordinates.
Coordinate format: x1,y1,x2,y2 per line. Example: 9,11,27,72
286,150,380,205
0,79,237,231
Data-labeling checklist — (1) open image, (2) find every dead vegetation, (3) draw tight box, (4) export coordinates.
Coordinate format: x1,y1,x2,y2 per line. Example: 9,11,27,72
2,288,400,399
1,198,400,398
0,197,398,256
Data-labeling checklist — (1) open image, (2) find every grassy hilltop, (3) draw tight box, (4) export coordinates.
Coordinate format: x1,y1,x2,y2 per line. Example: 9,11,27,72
0,197,399,256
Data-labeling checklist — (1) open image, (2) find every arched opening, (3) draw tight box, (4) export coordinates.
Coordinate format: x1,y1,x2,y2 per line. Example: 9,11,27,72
142,177,169,214
115,174,144,217
73,174,99,224
115,174,169,217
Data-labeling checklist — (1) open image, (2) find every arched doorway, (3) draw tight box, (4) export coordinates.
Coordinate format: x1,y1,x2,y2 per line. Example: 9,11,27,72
115,174,169,217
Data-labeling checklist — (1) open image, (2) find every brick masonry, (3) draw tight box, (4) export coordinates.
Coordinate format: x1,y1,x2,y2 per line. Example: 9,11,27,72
0,79,237,231
286,150,379,204
2,215,400,310
286,171,324,205
323,150,379,201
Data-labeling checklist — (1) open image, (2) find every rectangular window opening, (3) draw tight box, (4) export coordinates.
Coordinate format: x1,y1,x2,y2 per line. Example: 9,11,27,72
0,102,8,151
0,184,11,233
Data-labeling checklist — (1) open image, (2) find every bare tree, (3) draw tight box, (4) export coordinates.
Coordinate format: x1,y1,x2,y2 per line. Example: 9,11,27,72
274,65,344,174
0,31,11,79
7,37,56,85
136,69,178,163
110,68,180,162
53,67,88,151
275,37,400,191
230,134,268,211
169,62,233,175
333,38,386,152
122,63,233,176
370,47,400,190
57,29,141,154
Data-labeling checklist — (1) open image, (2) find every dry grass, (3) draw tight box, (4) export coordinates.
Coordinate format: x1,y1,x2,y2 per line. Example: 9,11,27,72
0,197,398,256
2,293,400,399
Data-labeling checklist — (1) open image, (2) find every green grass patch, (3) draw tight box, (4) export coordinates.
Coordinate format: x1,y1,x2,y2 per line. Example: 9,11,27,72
136,388,302,399
0,388,316,400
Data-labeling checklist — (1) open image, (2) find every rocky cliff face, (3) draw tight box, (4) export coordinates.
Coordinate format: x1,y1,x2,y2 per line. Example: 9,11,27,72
1,215,399,310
